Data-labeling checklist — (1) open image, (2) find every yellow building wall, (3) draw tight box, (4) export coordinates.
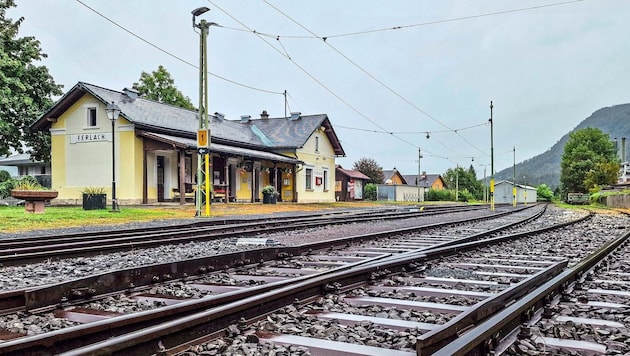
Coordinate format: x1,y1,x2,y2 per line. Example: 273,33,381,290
48,93,142,205
294,131,336,203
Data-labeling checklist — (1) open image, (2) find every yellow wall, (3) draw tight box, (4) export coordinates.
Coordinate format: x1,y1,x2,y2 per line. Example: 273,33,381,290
294,130,336,203
49,93,141,205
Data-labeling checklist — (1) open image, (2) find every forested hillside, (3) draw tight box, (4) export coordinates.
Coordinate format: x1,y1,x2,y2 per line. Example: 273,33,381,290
494,103,630,188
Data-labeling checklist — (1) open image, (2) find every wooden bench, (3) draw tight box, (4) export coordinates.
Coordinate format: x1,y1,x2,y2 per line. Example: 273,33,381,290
173,183,196,202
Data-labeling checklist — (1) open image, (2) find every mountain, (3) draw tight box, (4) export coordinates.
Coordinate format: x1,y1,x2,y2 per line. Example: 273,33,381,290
494,103,630,189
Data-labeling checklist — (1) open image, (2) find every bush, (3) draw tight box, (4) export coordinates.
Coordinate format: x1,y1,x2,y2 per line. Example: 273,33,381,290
427,188,453,201
363,183,377,201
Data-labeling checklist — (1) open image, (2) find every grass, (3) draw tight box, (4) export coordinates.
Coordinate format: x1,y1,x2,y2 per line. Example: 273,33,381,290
0,201,384,233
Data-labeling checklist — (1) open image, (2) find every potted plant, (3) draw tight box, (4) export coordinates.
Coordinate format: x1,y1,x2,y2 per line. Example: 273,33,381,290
262,185,278,204
10,177,58,213
82,186,107,210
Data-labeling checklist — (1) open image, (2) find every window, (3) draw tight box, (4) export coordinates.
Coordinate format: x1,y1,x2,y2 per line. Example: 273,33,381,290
323,169,328,191
87,107,97,127
315,136,319,153
305,168,313,190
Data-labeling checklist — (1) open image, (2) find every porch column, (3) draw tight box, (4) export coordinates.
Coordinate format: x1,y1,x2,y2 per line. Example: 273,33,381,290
142,150,148,204
178,149,186,204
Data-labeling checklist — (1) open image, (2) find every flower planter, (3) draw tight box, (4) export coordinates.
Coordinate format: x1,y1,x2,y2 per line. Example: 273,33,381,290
10,190,58,214
83,193,107,210
262,193,277,204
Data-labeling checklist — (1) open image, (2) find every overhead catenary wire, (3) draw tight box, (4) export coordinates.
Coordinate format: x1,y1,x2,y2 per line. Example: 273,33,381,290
73,0,284,96
206,0,440,157
261,0,489,158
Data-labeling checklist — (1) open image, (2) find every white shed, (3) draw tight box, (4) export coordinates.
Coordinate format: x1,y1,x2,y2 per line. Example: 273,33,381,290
493,180,537,204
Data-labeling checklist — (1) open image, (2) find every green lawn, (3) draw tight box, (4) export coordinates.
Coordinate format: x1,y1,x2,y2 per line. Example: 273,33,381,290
0,206,196,233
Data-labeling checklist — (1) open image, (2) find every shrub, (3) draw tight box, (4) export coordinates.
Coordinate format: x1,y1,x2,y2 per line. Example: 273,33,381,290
363,183,377,201
81,186,106,196
262,185,277,195
427,188,453,201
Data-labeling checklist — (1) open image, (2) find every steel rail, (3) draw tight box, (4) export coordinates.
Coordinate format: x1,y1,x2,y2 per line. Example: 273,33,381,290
9,205,539,311
0,205,493,266
48,239,571,356
431,227,630,355
0,204,572,355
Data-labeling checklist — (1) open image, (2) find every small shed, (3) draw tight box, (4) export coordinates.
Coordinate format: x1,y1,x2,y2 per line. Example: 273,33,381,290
335,165,370,201
494,180,537,204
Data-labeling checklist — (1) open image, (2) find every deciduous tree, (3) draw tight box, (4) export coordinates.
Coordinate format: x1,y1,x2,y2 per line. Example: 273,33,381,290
560,128,618,193
0,0,63,162
133,65,195,110
353,157,384,185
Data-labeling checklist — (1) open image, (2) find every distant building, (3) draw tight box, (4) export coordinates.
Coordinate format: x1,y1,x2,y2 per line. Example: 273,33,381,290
494,180,537,204
335,165,370,201
0,152,51,187
402,172,446,190
382,168,407,185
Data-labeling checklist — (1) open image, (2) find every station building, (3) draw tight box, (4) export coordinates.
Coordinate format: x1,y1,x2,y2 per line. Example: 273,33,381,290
30,82,345,205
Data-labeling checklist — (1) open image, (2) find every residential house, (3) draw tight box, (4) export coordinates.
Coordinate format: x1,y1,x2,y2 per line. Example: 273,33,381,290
402,172,446,190
335,165,370,201
382,168,407,185
30,82,345,205
0,152,51,187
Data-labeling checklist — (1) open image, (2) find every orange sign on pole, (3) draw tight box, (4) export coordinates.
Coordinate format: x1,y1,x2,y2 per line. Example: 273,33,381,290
197,129,208,148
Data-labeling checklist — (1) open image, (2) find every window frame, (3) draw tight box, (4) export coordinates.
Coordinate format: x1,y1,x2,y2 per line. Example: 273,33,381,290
305,167,313,190
87,107,97,127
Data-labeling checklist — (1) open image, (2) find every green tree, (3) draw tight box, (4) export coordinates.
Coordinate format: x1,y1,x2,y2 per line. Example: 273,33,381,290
133,65,195,110
560,128,618,194
536,184,553,201
442,164,484,200
353,157,384,185
0,0,63,162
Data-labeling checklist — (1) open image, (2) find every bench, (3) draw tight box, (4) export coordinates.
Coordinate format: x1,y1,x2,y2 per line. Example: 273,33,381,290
173,183,196,202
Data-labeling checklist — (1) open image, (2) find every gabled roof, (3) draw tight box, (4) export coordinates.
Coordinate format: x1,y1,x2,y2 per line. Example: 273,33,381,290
31,82,345,155
248,115,345,156
0,152,44,166
402,173,444,188
382,169,408,184
336,166,370,180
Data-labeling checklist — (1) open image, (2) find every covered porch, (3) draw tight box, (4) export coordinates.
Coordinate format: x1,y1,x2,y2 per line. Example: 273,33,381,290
139,132,301,205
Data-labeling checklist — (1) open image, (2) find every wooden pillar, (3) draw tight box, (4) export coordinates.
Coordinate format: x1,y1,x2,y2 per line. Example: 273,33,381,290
142,150,147,204
178,149,186,204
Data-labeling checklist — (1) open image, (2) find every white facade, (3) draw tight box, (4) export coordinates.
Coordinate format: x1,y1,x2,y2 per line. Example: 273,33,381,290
494,181,537,204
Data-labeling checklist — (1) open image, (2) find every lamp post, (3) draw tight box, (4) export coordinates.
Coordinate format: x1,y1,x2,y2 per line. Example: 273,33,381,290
512,146,516,207
192,7,217,217
105,101,121,212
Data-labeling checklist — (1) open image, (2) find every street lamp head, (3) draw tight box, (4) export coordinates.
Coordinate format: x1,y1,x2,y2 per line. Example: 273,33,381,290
105,101,121,122
192,7,210,27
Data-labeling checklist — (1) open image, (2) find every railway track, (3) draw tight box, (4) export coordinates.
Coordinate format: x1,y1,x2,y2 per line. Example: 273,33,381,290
434,214,630,355
0,204,604,355
0,204,489,266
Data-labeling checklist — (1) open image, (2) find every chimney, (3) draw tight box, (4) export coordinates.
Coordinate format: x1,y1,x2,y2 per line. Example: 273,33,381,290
122,87,139,100
214,112,225,121
240,115,251,124
289,112,301,120
260,110,269,119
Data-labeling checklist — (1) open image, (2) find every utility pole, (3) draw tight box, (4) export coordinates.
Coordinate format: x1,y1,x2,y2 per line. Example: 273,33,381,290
417,148,422,202
489,101,495,211
512,146,516,207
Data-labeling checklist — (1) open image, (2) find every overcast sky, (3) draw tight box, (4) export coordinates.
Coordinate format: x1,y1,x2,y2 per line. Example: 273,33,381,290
9,0,630,178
